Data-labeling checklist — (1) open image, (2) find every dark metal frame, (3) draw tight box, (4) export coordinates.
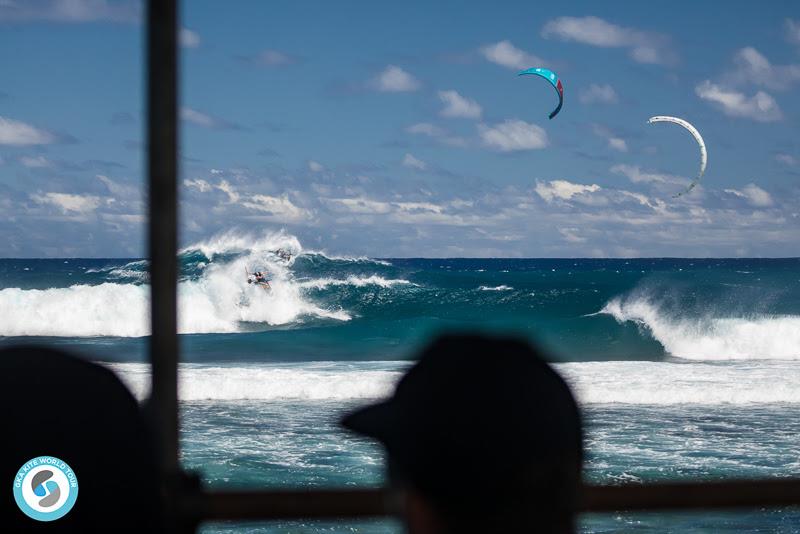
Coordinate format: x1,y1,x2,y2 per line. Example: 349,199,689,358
146,0,800,527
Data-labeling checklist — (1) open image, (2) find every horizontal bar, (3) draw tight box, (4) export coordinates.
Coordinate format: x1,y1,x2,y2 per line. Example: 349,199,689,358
181,479,800,522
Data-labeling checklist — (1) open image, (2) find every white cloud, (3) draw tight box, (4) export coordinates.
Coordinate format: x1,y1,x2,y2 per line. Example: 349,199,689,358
241,194,311,222
97,174,136,197
180,107,239,130
405,123,467,148
0,116,55,145
180,28,200,49
785,19,800,46
0,0,139,23
695,81,782,122
371,65,420,92
535,180,601,203
32,192,103,214
608,137,628,152
181,107,216,128
479,40,545,70
541,16,673,65
611,164,678,184
216,180,239,203
724,184,773,207
775,153,797,166
184,178,212,192
20,155,52,168
579,83,618,104
729,47,800,91
308,160,324,172
438,90,482,119
479,119,548,152
402,153,427,171
592,124,627,152
559,227,586,243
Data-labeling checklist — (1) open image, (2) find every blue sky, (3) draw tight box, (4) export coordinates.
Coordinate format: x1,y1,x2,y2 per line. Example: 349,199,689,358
1,0,799,257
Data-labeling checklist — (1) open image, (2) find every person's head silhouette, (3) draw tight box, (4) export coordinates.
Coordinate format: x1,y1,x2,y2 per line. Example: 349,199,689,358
343,334,583,533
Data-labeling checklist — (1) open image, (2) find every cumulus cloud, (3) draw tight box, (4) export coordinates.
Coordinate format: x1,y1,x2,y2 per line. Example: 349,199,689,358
438,90,482,119
728,47,800,91
479,40,545,70
241,194,311,222
579,83,618,104
371,65,420,92
0,0,139,23
775,153,797,166
695,81,782,121
184,178,212,192
402,153,427,171
31,192,104,214
0,116,55,145
724,184,773,207
479,119,548,152
535,180,601,203
541,16,673,65
308,160,324,172
180,28,200,48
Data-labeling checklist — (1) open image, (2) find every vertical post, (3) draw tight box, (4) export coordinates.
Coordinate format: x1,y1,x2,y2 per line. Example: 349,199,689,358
147,0,180,479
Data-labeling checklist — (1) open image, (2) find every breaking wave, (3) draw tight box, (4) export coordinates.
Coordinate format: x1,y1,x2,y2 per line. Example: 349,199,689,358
0,230,415,337
600,294,800,360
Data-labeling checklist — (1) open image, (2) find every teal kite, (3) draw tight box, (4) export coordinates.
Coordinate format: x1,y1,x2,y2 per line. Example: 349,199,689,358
518,67,564,120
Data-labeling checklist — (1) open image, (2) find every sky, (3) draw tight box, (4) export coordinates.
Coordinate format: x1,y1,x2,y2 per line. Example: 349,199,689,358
1,0,800,257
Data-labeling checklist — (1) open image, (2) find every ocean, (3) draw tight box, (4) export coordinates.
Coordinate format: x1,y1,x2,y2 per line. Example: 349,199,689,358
2,232,800,532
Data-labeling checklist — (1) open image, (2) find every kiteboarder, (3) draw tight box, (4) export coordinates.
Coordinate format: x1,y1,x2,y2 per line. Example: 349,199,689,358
247,268,271,290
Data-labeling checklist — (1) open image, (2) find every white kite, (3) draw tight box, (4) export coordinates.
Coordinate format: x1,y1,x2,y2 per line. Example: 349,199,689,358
647,116,707,198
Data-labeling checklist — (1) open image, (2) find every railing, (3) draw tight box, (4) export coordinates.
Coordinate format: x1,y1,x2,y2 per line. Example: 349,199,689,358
145,0,800,529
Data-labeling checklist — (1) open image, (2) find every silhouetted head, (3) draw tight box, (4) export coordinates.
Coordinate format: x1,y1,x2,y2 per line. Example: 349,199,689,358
342,334,583,533
0,346,163,532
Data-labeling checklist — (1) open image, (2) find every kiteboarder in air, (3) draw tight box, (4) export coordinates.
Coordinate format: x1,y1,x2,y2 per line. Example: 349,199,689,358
246,268,271,290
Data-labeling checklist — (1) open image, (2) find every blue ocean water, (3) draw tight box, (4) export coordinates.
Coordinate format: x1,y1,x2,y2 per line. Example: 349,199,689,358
2,234,800,532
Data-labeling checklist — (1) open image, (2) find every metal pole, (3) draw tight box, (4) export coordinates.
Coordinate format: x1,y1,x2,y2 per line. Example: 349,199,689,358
147,0,180,479
179,479,800,522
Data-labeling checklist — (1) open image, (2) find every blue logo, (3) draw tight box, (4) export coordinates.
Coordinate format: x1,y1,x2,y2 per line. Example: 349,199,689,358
13,456,78,521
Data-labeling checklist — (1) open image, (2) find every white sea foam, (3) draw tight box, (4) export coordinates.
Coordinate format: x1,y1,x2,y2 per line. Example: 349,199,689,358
298,276,412,290
599,295,800,360
107,359,800,405
110,362,405,401
0,234,351,337
478,285,513,291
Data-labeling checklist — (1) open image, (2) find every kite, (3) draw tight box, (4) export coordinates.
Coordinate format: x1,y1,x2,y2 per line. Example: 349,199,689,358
647,116,707,198
518,67,564,120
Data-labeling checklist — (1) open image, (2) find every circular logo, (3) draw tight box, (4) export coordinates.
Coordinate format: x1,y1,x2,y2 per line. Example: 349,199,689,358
13,456,78,521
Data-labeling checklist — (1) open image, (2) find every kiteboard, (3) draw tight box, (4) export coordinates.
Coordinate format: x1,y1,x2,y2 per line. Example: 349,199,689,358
245,266,271,291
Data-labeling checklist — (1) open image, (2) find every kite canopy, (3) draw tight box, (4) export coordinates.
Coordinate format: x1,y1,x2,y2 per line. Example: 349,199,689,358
647,116,707,198
518,67,564,120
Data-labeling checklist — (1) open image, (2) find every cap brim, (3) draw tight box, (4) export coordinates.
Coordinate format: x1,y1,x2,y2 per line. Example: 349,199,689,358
340,399,400,443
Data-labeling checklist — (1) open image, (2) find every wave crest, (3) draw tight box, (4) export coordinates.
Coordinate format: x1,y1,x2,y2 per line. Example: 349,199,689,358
600,294,800,360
